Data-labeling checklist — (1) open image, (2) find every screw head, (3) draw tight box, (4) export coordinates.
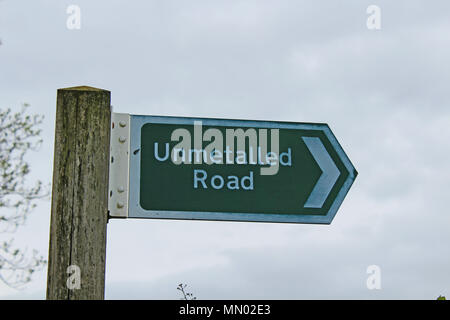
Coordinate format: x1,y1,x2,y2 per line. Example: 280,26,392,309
117,201,124,209
119,136,126,143
117,186,125,193
119,121,127,127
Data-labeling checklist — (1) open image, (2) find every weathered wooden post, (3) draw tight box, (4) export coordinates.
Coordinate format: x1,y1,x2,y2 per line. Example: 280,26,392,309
47,86,111,300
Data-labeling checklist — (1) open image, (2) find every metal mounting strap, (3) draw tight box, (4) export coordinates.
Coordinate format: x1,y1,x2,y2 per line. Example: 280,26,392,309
108,113,130,218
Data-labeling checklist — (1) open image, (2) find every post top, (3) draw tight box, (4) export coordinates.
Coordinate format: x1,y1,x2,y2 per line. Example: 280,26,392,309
59,86,109,92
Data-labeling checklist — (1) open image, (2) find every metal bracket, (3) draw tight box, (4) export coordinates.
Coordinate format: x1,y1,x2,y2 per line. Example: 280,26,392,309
108,113,130,218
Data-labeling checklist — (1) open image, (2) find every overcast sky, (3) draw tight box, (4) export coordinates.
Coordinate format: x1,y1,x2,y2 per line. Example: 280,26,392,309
1,0,450,299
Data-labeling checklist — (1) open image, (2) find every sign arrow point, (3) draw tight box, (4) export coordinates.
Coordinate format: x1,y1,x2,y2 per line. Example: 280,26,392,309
302,136,340,209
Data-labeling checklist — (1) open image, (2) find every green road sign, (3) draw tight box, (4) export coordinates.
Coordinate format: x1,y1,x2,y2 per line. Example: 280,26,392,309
108,114,357,224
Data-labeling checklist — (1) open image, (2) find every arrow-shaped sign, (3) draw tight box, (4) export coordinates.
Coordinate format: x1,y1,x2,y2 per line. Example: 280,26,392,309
108,114,357,224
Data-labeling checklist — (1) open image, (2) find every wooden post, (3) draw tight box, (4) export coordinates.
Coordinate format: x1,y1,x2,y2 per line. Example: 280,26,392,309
47,86,111,300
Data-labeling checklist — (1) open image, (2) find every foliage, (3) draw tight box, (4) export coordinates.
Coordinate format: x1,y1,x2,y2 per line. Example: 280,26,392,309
0,104,48,288
177,283,197,300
